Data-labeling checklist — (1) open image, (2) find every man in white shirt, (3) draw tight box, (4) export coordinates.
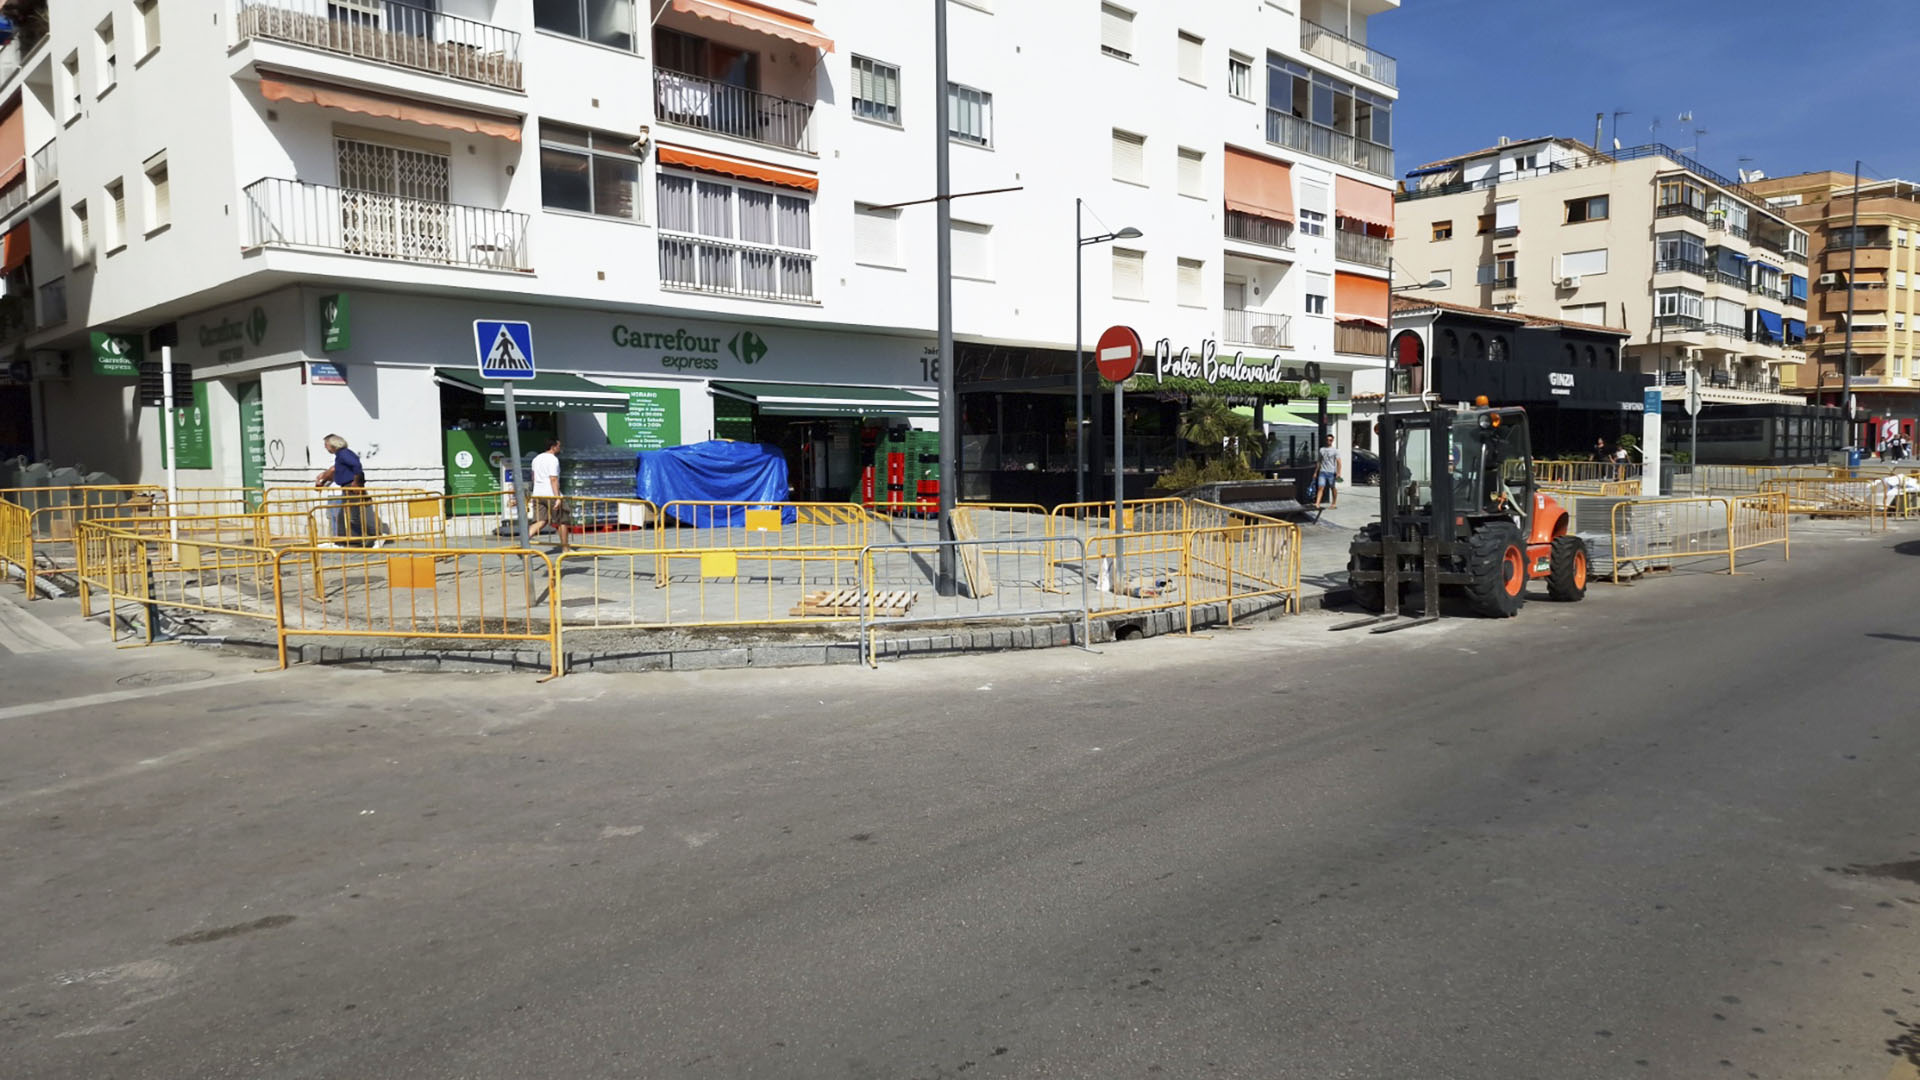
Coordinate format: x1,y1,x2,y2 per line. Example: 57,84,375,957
528,438,570,551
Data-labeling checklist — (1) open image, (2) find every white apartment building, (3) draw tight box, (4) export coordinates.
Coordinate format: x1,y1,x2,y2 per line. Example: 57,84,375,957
0,0,1398,500
1393,138,1810,410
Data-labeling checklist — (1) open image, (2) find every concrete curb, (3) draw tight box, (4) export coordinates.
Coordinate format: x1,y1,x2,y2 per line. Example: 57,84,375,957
187,592,1314,675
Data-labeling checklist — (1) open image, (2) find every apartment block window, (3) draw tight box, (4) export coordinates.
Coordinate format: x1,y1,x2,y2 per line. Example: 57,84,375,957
1112,129,1145,185
947,83,992,147
1177,31,1204,84
134,0,161,58
1304,270,1330,315
951,220,993,281
61,52,81,121
1658,179,1705,210
1227,53,1253,100
851,56,902,126
1561,303,1607,325
657,172,814,300
539,122,641,221
1432,220,1452,241
104,179,126,252
1476,213,1495,236
1493,199,1519,234
1299,179,1328,237
1177,257,1204,306
1898,228,1910,247
1430,269,1452,288
1657,231,1705,268
1896,312,1907,332
1898,270,1910,290
1495,253,1516,284
1298,209,1326,237
143,154,170,232
1112,247,1146,300
1656,288,1704,319
70,199,90,265
1267,56,1393,147
854,203,901,268
534,0,636,51
1559,249,1608,277
95,17,117,94
1100,3,1134,60
1177,147,1203,199
1564,194,1609,223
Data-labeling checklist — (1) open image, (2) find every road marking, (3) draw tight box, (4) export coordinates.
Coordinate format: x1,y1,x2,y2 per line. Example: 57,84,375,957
0,672,262,722
0,591,81,654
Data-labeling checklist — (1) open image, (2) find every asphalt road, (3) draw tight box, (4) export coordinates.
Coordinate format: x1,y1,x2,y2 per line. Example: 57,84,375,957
3,526,1919,1079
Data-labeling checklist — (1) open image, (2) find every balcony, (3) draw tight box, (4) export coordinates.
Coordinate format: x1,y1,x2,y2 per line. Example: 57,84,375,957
1335,323,1386,356
1712,270,1748,290
1656,313,1704,332
1333,229,1390,268
1828,233,1893,252
1656,258,1709,278
1225,210,1294,251
38,277,65,328
1656,202,1708,223
658,234,817,304
1843,283,1890,312
1489,276,1517,290
654,68,814,155
234,0,524,91
1299,19,1397,88
1222,309,1293,349
1266,110,1391,178
29,140,55,194
1660,371,1781,393
243,177,530,271
1750,282,1787,302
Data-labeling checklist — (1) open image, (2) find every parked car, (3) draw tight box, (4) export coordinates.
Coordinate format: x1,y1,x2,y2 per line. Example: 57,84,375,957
1350,448,1381,486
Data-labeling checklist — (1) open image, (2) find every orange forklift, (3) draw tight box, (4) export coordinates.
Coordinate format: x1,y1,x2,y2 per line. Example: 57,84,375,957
1341,398,1587,631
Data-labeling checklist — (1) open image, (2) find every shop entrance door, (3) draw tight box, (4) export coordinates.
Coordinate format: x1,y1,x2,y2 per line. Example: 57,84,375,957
238,380,265,504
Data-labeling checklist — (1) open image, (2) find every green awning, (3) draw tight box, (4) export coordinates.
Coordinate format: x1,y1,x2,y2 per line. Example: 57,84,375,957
435,369,630,413
713,381,938,418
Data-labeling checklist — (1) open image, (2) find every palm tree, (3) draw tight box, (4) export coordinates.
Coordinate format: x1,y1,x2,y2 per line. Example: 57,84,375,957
1178,395,1261,464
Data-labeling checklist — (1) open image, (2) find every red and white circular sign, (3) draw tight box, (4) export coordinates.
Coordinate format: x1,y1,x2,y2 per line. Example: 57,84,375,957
1095,325,1144,382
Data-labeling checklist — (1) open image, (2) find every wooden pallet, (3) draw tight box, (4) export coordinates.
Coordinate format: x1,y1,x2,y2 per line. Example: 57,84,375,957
789,588,919,617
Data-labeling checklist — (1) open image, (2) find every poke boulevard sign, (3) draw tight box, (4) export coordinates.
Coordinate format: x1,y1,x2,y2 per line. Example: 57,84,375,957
1126,339,1330,396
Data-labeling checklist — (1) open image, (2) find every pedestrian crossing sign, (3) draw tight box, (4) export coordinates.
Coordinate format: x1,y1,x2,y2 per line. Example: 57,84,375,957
474,320,536,379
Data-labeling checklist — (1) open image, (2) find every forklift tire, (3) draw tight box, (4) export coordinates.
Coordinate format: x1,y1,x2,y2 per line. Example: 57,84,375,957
1348,552,1385,612
1464,523,1527,618
1547,534,1589,602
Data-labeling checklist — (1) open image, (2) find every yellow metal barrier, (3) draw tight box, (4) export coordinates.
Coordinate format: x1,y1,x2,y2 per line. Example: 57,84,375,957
96,529,280,644
1607,495,1794,583
1759,477,1888,529
1185,520,1304,624
1050,497,1190,539
554,544,863,649
1729,491,1791,562
1534,461,1641,485
273,545,560,677
1684,464,1840,495
0,498,28,588
538,495,658,550
1540,480,1640,498
259,486,435,544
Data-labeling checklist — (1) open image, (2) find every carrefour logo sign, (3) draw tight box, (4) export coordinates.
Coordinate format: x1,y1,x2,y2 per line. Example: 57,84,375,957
612,324,772,370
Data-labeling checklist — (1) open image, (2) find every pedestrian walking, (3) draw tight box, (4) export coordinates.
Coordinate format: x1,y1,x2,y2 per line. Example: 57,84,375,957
312,433,370,545
527,438,571,551
1312,434,1341,510
1592,436,1608,463
1613,442,1630,482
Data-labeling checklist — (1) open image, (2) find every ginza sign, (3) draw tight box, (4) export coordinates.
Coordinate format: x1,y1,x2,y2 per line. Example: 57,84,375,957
1148,339,1323,387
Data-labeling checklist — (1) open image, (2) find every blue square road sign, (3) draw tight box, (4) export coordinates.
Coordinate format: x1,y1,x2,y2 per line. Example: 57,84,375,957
474,320,536,379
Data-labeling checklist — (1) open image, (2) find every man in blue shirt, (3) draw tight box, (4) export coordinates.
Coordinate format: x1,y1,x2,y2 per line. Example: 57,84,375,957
314,433,369,543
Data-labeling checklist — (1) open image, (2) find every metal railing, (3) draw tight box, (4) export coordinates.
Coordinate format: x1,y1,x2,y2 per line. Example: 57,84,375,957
1713,270,1749,289
1657,202,1708,222
653,68,814,154
1222,308,1293,348
1265,109,1392,178
1334,229,1391,268
1299,19,1397,87
1490,275,1517,289
1828,234,1893,251
234,0,524,90
29,140,55,193
1655,313,1704,331
1335,323,1386,356
1606,493,1791,584
243,177,531,271
658,234,817,303
1655,258,1709,277
1225,210,1294,250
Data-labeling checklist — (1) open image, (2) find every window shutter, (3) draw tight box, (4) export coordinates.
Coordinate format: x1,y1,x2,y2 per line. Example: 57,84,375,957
1177,257,1203,306
1178,32,1203,82
1112,130,1145,184
1494,199,1519,230
1560,249,1607,277
1100,4,1132,58
1177,148,1202,197
855,205,899,266
152,167,170,224
952,220,992,280
1298,180,1329,216
1113,247,1145,299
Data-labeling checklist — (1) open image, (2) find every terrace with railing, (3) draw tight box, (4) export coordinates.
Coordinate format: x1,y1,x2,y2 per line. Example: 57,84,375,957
1334,229,1390,268
653,68,815,155
243,177,531,271
29,140,55,194
1299,19,1396,87
658,235,817,304
1266,110,1391,179
234,0,523,91
1225,210,1294,250
1222,309,1292,349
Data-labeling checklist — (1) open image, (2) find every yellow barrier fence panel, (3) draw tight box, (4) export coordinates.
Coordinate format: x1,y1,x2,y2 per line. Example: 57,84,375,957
1608,497,1735,583
554,496,659,551
0,498,28,593
1760,478,1889,529
1728,491,1791,563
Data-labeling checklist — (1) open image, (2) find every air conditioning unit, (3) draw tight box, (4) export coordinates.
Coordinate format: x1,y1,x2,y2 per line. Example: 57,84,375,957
1817,273,1839,285
1808,324,1826,335
30,351,69,380
1559,275,1581,288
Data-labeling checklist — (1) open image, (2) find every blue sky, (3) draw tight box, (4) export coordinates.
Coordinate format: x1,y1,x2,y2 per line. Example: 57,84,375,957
1383,0,1920,185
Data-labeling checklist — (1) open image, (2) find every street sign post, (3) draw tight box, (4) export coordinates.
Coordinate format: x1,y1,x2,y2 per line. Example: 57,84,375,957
1641,387,1663,497
474,320,537,545
1685,368,1701,494
1096,325,1142,591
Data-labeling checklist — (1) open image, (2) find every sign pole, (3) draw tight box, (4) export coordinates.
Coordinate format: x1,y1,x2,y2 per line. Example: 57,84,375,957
161,344,178,544
1112,380,1124,584
503,382,530,547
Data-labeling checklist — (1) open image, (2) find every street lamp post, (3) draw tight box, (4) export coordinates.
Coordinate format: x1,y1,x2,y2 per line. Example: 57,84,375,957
1073,200,1142,504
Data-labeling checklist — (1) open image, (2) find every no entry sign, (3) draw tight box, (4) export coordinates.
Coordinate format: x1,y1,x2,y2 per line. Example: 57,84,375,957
1095,325,1144,382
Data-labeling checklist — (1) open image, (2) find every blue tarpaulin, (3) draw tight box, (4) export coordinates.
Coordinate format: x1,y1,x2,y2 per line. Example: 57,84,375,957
635,440,795,526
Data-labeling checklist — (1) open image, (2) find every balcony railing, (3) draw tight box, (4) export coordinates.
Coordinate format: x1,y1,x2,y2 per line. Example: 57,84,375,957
1222,309,1293,348
1829,234,1893,251
1750,282,1786,301
1225,210,1294,250
1656,202,1708,223
29,140,55,193
1660,371,1781,393
234,0,524,91
655,68,814,154
1712,270,1748,289
0,178,25,220
38,277,66,328
659,234,818,303
1266,110,1392,178
243,177,531,271
1300,19,1397,88
1334,323,1386,356
1490,276,1517,289
1656,258,1709,278
1334,229,1390,268
1656,313,1704,331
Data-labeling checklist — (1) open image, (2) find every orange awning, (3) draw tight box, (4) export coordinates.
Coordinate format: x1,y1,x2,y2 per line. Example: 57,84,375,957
1335,176,1395,235
1224,147,1294,224
667,0,833,52
0,223,28,275
658,144,818,192
1335,271,1389,324
259,74,522,142
0,93,22,190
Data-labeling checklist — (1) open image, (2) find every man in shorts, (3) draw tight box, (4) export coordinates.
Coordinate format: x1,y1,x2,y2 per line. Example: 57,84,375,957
1312,434,1341,510
527,438,571,551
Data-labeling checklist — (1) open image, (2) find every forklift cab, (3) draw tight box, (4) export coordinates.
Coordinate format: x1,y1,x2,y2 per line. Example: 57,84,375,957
1386,405,1535,545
